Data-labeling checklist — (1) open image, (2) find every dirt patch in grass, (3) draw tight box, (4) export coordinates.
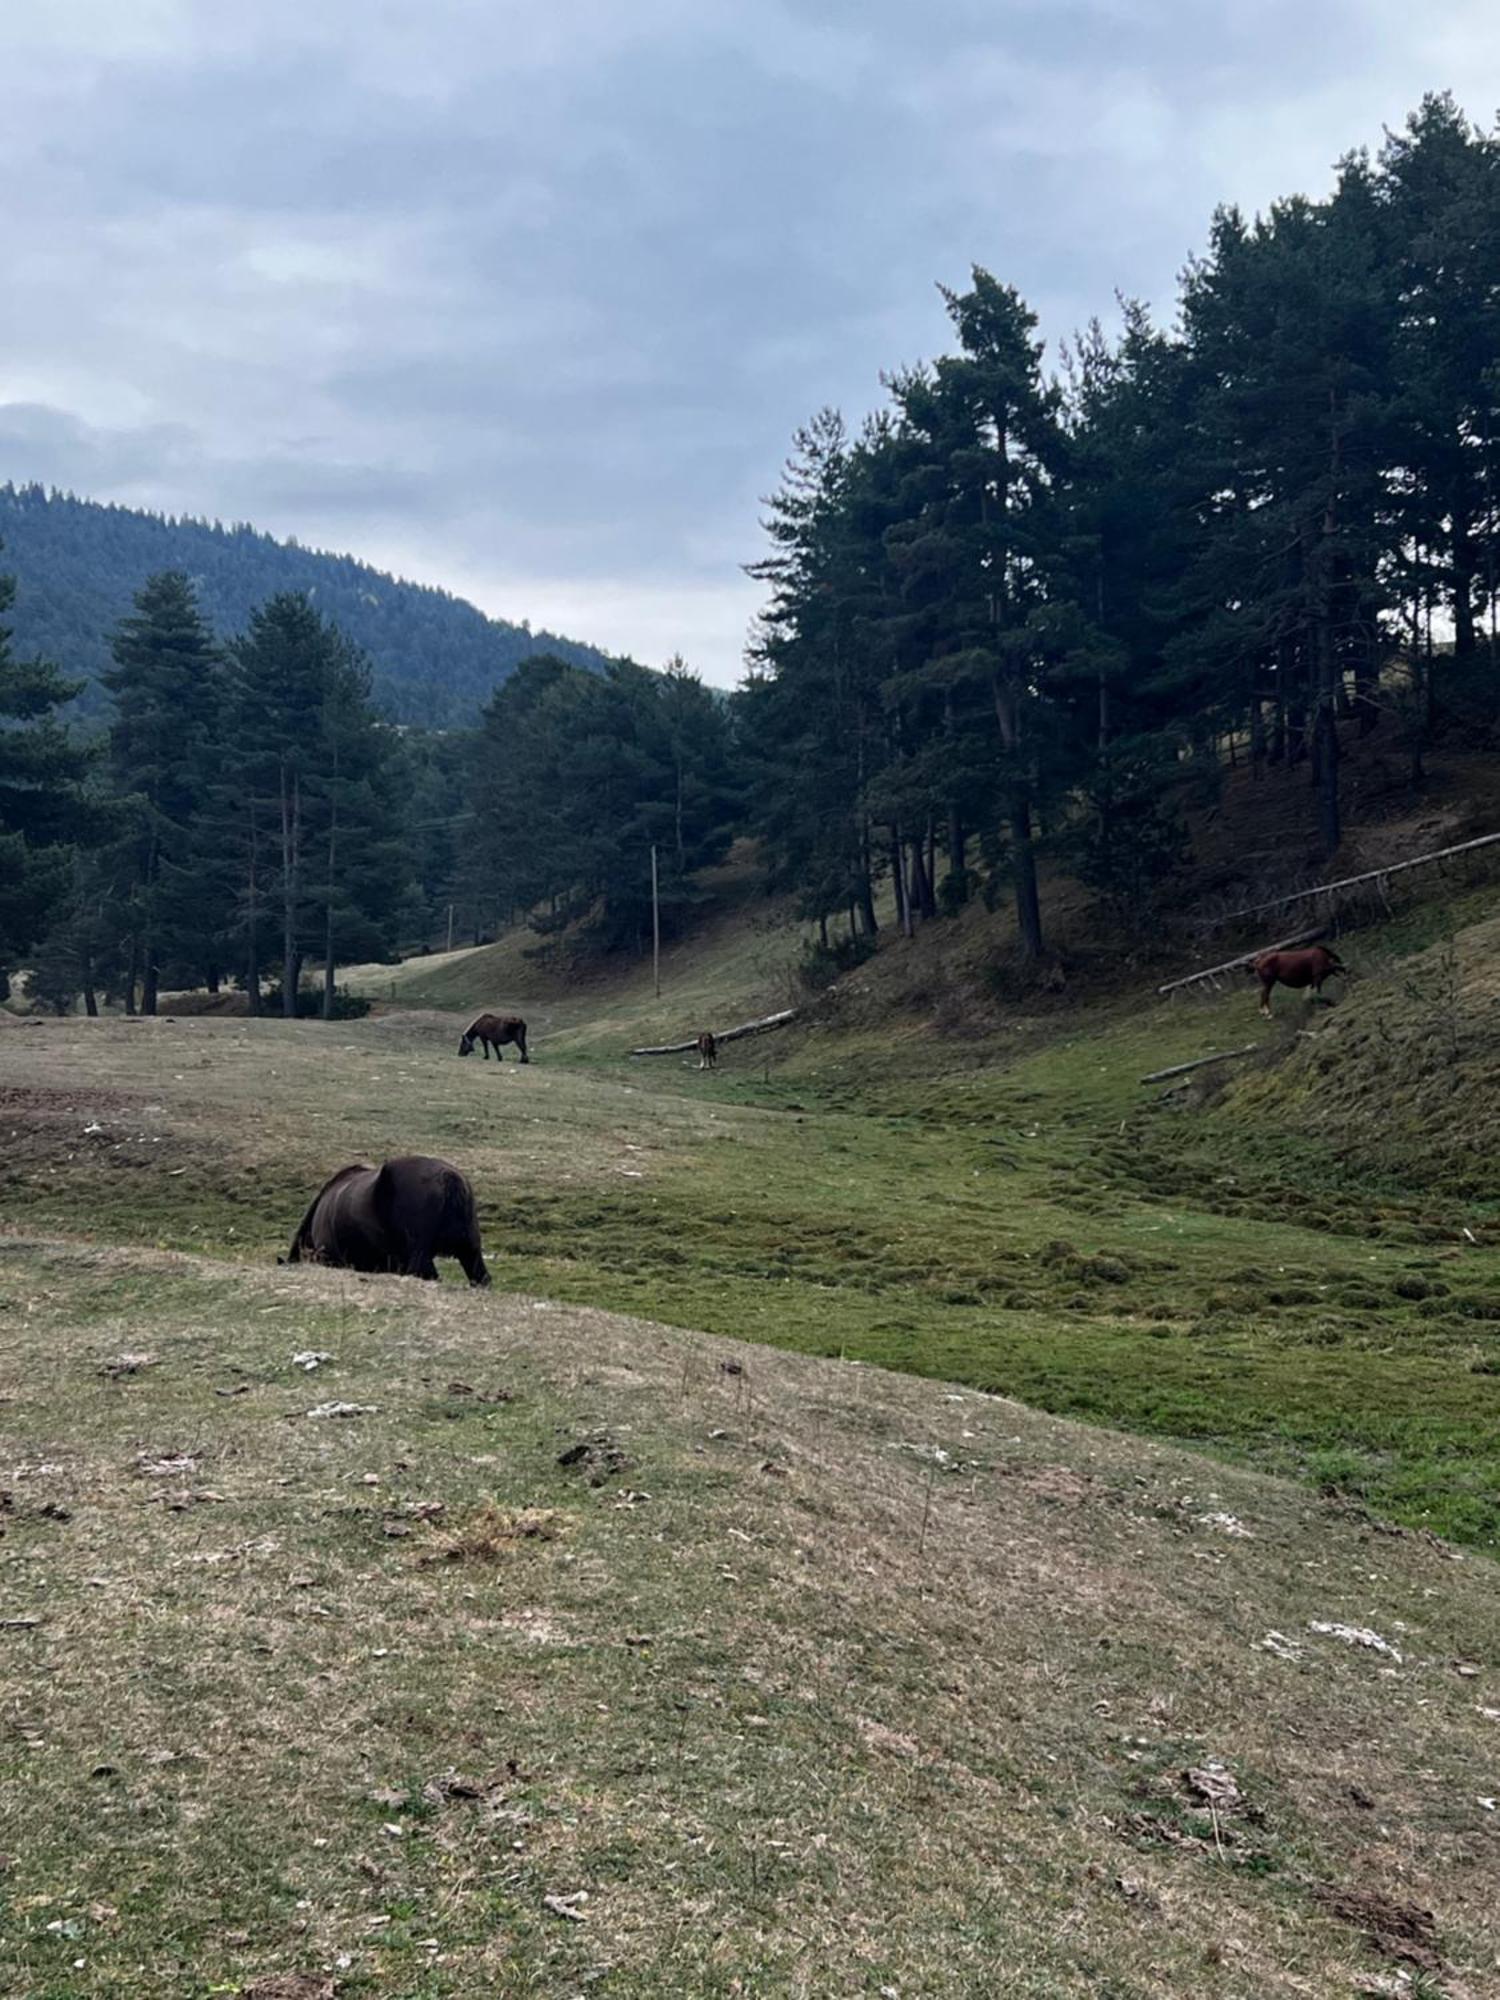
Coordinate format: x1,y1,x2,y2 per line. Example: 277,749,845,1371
420,1500,566,1564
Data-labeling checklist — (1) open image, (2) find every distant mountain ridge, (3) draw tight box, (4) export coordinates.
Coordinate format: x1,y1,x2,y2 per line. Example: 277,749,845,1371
0,483,613,726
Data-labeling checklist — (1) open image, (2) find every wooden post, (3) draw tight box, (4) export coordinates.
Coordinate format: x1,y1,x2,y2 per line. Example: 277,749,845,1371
651,844,661,998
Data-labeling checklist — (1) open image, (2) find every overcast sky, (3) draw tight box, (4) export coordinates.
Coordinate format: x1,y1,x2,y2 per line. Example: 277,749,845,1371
3,3,1498,685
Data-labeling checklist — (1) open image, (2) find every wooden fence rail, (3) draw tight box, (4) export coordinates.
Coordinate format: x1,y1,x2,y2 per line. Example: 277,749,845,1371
1139,1045,1260,1084
1211,829,1500,929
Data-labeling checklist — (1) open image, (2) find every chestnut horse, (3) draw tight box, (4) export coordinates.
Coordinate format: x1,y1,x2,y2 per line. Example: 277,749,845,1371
696,1031,717,1071
458,1012,529,1062
1252,944,1346,1017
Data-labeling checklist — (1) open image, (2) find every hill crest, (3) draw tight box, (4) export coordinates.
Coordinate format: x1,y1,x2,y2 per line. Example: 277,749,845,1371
0,482,613,726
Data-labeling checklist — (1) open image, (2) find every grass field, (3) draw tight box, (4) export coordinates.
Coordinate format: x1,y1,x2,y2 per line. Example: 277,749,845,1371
7,953,1500,1550
6,869,1500,1993
3,1235,1499,1996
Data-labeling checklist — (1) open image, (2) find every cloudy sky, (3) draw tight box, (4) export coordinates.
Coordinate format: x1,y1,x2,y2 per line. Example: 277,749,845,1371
3,3,1498,685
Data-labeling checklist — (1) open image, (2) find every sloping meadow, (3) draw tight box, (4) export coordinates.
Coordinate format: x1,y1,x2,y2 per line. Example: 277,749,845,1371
2,1238,1498,1997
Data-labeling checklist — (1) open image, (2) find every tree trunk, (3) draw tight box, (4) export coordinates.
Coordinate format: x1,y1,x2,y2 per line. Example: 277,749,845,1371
280,765,300,1018
1453,484,1477,657
1010,796,1044,961
858,816,878,936
1313,703,1341,854
891,828,912,938
946,809,966,901
142,952,159,1016
910,835,936,921
124,937,139,1016
1311,487,1341,857
322,754,339,1021
992,673,1044,960
245,802,262,1015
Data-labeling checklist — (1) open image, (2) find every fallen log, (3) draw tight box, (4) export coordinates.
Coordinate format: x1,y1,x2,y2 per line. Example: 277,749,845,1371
1156,926,1328,998
630,1007,800,1057
1140,1044,1260,1085
1212,828,1500,929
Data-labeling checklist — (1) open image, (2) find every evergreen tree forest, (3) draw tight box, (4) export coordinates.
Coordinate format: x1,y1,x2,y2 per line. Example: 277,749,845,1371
6,97,1500,1011
0,553,739,1012
14,567,421,1017
738,97,1500,959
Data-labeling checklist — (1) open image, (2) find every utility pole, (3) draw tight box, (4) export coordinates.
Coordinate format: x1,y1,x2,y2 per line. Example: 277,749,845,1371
651,844,661,998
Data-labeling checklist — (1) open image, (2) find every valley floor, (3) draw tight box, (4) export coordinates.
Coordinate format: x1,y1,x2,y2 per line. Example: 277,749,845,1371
2,997,1498,1994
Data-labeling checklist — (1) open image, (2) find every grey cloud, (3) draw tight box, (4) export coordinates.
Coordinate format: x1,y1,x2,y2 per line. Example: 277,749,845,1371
3,2,1500,683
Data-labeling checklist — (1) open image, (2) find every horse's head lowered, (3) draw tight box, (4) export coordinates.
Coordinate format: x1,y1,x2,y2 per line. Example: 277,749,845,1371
457,1031,475,1057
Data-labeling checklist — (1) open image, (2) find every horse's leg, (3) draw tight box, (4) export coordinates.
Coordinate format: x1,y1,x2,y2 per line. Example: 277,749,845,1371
404,1249,440,1280
1258,978,1273,1018
459,1244,491,1287
518,1027,528,1064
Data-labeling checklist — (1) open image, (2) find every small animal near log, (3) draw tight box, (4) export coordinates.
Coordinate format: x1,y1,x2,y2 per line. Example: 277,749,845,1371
696,1031,717,1070
458,1012,528,1062
283,1155,491,1285
630,1008,799,1057
1252,944,1346,1017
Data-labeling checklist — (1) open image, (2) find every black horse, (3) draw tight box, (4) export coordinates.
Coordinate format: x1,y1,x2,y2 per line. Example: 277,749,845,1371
458,1012,529,1062
283,1155,490,1285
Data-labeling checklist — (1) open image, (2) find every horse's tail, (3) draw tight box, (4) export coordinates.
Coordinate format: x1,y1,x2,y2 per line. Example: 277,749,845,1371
284,1184,328,1263
437,1164,483,1256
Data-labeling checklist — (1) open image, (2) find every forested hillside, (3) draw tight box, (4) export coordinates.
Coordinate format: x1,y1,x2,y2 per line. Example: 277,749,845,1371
742,94,1500,965
0,485,610,725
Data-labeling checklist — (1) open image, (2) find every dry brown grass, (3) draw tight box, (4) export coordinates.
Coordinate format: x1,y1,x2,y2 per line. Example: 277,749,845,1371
2,1234,1497,1996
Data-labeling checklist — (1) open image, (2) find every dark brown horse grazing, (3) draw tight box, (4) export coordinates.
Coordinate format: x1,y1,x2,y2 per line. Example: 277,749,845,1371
696,1031,717,1071
1252,944,1346,1018
283,1155,490,1284
458,1012,529,1062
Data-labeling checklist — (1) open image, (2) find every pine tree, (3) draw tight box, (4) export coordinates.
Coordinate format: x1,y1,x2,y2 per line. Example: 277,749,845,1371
0,552,93,977
223,594,408,1013
884,270,1071,956
103,571,223,1010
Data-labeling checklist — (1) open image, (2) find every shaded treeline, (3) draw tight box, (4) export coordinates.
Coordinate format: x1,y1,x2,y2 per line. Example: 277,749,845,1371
0,562,738,1007
737,97,1500,959
6,571,411,1015
457,652,741,955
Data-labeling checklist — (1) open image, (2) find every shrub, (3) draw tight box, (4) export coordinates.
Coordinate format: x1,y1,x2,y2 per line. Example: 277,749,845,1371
262,985,372,1021
797,931,877,992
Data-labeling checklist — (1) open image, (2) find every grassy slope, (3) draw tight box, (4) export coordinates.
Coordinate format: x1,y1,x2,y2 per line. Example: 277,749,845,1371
6,906,1500,1552
2,1239,1497,1997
